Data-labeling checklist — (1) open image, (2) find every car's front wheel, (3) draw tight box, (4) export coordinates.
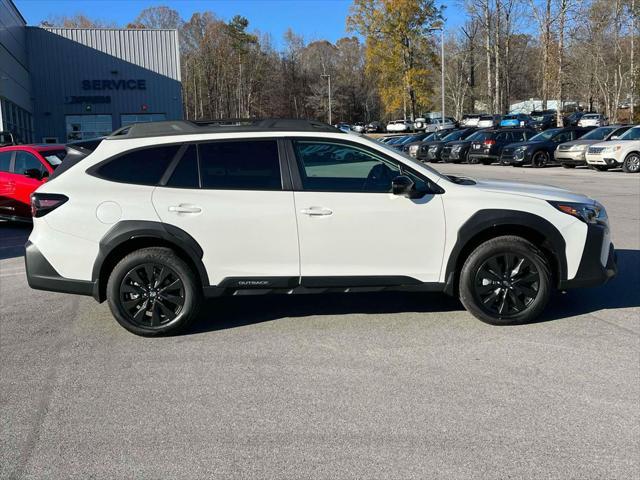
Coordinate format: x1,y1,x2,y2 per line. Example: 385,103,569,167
459,236,551,325
622,153,640,173
106,247,202,336
531,151,549,168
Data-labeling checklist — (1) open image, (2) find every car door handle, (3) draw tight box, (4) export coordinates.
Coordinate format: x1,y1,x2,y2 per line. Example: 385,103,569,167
300,207,333,216
168,204,202,214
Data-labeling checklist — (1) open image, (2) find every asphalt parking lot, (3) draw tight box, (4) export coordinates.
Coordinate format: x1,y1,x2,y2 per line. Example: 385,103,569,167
1,165,639,479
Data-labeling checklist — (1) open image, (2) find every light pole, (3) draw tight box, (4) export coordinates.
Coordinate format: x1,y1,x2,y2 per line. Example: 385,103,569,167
321,74,332,125
429,28,445,125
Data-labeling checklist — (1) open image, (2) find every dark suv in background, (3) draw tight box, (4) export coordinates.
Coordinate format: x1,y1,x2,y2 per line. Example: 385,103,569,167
467,129,536,165
417,128,478,163
502,127,593,167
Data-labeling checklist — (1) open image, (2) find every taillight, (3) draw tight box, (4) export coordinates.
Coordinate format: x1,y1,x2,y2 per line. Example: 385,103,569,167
483,139,496,146
30,193,68,218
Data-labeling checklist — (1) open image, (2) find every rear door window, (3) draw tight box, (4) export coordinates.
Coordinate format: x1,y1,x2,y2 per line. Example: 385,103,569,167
198,140,281,190
166,145,199,189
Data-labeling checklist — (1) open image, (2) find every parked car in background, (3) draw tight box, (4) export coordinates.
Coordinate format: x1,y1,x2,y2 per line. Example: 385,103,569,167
441,129,491,163
468,128,537,165
0,144,67,221
531,113,557,131
365,121,383,133
417,128,477,163
386,119,414,133
394,132,435,153
585,125,640,173
578,113,608,128
556,125,633,169
460,114,481,127
404,130,452,158
425,117,456,132
477,114,502,129
378,135,405,144
500,114,535,129
503,127,592,167
351,122,366,133
563,111,585,127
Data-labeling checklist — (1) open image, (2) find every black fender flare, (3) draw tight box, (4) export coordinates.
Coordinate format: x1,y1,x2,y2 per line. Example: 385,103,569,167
443,209,567,295
91,220,209,300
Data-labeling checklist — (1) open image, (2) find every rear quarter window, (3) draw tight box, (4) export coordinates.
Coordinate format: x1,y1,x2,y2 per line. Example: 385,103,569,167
92,145,181,186
0,151,12,172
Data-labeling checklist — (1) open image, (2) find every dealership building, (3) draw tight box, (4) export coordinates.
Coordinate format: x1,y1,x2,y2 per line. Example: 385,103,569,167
0,0,182,144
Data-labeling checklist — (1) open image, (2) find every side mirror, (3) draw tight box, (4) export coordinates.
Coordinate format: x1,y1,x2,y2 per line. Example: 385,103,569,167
392,175,415,197
24,168,43,180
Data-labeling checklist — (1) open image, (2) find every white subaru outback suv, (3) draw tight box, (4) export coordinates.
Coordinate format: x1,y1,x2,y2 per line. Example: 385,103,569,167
26,119,617,336
585,125,640,173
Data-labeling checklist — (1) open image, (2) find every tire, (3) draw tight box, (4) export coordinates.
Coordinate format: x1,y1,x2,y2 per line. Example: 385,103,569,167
562,163,576,169
106,247,202,336
622,152,640,173
531,151,549,168
459,236,551,325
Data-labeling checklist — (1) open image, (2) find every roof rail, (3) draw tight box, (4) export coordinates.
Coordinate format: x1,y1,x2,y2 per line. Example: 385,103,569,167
107,119,340,139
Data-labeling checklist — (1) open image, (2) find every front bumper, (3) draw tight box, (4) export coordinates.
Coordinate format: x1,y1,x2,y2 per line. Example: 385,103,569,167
558,224,617,289
25,241,96,298
556,150,586,165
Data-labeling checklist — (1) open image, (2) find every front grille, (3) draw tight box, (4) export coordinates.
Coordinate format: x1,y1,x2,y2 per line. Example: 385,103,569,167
441,146,452,159
588,146,605,154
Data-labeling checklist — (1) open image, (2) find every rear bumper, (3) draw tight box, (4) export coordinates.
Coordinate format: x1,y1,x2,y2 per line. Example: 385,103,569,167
558,224,617,289
25,241,96,298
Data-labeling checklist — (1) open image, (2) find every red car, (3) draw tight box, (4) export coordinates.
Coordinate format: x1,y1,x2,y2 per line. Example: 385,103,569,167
0,145,66,222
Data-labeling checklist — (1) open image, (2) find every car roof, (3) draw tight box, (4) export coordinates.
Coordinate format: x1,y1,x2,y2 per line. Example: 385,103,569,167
0,144,65,152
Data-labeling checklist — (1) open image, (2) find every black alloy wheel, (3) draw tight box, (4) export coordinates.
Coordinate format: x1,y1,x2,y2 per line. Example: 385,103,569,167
473,253,540,318
119,263,185,328
532,151,549,168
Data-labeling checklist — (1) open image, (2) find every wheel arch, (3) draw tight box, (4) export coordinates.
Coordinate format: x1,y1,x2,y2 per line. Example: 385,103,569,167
443,210,567,296
92,221,209,302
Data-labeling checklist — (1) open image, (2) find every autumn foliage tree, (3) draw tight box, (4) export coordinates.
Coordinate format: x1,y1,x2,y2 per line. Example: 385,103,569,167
347,0,442,120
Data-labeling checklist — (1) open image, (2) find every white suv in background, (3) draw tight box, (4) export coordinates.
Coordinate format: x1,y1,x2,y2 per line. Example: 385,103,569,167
585,125,640,173
26,119,617,336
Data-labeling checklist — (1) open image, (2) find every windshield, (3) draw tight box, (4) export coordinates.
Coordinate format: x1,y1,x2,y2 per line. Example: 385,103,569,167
443,130,467,141
530,128,561,141
364,135,447,181
39,149,66,168
619,127,640,140
581,127,616,140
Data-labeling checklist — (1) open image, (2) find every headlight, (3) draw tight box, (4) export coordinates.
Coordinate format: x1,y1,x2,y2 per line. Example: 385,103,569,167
429,145,438,151
409,145,419,153
603,145,622,153
570,144,587,151
549,201,607,224
452,145,462,151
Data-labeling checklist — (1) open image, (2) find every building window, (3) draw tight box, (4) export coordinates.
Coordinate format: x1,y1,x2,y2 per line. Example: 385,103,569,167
1,98,33,143
65,115,113,141
121,114,166,127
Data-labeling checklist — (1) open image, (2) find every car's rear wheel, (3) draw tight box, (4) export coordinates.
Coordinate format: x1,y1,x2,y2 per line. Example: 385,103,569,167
531,151,549,168
106,247,202,336
459,236,551,325
622,153,640,173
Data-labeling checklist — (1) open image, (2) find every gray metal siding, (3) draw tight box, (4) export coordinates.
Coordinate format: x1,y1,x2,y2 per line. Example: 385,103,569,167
0,0,31,113
40,28,181,81
27,27,182,142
